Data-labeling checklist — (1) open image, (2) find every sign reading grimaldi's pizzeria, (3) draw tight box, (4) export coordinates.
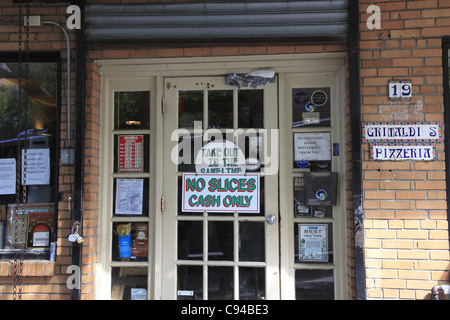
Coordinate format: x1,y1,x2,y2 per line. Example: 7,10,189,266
362,121,442,143
363,121,442,161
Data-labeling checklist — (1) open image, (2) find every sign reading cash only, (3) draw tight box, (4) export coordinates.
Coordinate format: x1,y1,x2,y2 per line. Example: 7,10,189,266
182,140,260,213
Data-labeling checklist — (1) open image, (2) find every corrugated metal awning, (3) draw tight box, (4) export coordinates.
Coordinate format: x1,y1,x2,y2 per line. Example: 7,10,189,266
85,0,349,43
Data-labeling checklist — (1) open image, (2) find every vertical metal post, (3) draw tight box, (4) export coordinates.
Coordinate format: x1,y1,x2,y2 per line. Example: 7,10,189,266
348,0,366,300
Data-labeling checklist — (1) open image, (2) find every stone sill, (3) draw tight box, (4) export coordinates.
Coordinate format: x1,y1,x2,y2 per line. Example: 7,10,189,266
0,260,55,277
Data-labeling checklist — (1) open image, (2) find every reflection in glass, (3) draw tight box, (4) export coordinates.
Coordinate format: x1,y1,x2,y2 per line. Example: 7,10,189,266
112,222,149,262
208,266,233,300
295,269,334,300
238,90,264,128
239,267,265,300
179,90,203,129
208,90,233,128
178,221,203,260
239,222,265,262
178,265,203,300
208,221,233,261
111,267,148,300
114,91,150,129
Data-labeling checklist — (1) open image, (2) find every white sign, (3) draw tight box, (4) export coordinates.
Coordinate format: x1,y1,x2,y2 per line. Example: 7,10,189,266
22,149,50,185
389,80,412,101
0,158,15,195
115,179,144,215
195,140,246,174
362,122,442,143
370,143,436,161
299,224,328,262
182,173,260,213
294,132,331,161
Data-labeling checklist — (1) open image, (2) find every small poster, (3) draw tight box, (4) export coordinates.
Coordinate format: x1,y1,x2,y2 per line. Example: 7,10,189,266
5,203,54,249
27,210,54,248
0,158,16,195
118,135,144,173
299,224,328,262
294,132,331,161
22,149,50,185
115,179,144,215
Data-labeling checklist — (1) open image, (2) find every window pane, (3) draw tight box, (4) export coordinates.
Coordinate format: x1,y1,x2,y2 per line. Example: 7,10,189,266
114,91,150,130
179,90,203,129
178,265,203,300
208,90,233,128
113,178,149,217
292,87,331,128
178,221,203,260
239,221,265,262
112,222,149,262
295,223,333,263
208,221,233,261
111,267,148,300
295,269,334,300
114,134,149,173
238,90,264,128
239,267,265,300
208,266,233,300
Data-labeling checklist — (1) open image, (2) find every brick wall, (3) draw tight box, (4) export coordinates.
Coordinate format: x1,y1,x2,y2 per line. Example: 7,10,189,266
360,0,450,299
0,0,78,300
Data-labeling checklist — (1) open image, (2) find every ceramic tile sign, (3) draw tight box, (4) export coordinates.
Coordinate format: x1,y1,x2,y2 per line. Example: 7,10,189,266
389,80,412,101
370,143,437,161
362,122,442,143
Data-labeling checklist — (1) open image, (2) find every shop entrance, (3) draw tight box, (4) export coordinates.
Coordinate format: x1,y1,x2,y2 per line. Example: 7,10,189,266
162,77,280,299
98,54,348,300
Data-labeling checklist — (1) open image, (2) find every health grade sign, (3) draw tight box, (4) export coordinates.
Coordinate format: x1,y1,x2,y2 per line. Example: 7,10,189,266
182,174,260,213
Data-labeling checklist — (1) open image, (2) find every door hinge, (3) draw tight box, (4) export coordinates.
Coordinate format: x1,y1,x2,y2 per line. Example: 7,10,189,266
161,97,166,114
161,196,165,213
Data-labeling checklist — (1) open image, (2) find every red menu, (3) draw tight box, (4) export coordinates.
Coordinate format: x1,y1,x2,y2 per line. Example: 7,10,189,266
118,135,144,173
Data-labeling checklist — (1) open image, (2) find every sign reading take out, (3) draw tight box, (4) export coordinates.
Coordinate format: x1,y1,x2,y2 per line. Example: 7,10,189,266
182,140,260,213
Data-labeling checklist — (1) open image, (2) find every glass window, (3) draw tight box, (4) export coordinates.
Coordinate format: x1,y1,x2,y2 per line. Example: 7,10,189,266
0,58,59,259
114,91,150,130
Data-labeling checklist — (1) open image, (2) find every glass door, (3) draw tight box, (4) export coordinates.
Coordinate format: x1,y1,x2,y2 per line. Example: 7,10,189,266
162,76,280,300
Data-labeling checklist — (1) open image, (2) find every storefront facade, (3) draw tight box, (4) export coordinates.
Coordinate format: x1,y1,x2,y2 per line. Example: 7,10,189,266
0,0,449,300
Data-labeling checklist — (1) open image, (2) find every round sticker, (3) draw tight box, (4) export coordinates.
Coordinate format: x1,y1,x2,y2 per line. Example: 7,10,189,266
311,90,328,106
305,102,317,112
293,90,310,107
315,189,328,201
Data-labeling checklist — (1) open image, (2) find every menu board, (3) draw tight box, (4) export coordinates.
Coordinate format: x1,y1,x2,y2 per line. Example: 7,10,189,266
118,135,143,173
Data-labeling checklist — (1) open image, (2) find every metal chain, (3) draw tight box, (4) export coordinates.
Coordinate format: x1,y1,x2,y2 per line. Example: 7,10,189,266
13,0,30,301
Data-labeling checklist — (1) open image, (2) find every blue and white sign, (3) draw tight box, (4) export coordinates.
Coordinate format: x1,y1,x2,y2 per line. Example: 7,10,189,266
362,121,442,143
389,80,412,101
370,143,437,161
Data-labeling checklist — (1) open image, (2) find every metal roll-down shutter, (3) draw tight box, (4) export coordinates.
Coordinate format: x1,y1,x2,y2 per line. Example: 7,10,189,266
85,0,349,43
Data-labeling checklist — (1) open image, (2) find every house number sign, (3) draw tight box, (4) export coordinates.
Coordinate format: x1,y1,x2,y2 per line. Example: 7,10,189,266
389,80,412,101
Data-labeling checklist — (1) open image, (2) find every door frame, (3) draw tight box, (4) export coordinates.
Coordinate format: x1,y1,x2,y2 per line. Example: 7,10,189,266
96,53,348,300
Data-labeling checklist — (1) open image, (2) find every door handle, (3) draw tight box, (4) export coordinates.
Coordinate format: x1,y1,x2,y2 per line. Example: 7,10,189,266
265,214,277,225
